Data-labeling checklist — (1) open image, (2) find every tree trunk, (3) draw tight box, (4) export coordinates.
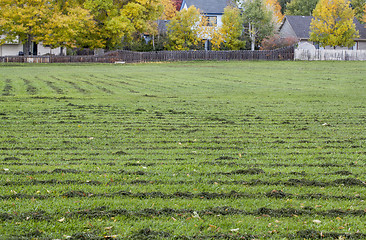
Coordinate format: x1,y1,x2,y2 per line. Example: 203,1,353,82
24,34,32,56
249,23,256,51
152,34,155,51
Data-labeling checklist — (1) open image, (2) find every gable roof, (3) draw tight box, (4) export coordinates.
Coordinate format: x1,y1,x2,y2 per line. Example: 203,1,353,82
281,15,366,40
180,0,231,14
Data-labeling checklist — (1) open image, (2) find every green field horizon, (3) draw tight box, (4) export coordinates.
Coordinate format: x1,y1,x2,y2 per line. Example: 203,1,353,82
1,61,365,239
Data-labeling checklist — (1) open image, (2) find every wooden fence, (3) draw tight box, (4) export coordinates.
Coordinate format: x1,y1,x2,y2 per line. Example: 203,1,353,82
0,47,294,63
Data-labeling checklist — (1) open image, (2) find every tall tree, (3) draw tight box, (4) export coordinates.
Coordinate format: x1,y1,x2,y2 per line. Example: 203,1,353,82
160,0,177,19
0,0,52,55
241,0,274,50
310,0,359,48
285,0,319,16
83,0,163,49
166,6,206,50
350,0,366,22
266,0,284,24
40,5,100,51
211,6,245,50
278,0,291,14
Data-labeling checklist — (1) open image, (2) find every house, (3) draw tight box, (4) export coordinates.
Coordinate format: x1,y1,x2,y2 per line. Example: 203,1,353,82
179,0,234,49
0,35,66,56
179,0,232,28
279,15,366,50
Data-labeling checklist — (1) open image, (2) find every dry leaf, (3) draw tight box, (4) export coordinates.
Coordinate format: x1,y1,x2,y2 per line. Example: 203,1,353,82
58,217,65,222
230,228,239,232
313,220,321,224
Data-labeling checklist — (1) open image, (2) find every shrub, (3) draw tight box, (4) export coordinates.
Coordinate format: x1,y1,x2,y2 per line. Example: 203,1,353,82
260,34,298,50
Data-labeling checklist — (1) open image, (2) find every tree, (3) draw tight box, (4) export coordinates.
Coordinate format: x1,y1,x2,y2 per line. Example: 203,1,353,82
0,0,101,54
83,0,163,49
265,0,284,24
166,6,206,50
211,6,245,50
0,0,52,55
278,0,291,14
160,0,177,19
310,0,359,48
241,0,274,50
350,0,366,22
285,0,319,16
39,3,100,51
364,4,366,23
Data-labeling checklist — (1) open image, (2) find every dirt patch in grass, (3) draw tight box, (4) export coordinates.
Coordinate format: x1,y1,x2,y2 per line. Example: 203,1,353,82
220,168,265,175
2,79,13,96
131,228,170,240
44,80,64,94
22,78,37,95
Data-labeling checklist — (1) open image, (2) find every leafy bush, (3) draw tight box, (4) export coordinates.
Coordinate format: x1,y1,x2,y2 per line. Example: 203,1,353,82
260,34,298,50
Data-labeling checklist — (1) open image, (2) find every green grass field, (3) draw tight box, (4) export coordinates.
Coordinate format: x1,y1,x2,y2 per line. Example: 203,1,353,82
0,61,366,239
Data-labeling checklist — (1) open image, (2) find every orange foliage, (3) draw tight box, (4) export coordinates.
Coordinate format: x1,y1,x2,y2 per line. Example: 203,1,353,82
265,0,284,23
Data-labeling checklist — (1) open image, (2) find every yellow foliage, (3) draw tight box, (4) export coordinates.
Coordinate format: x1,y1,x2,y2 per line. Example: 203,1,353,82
167,6,206,50
310,0,359,48
211,6,245,50
265,0,284,24
160,0,177,20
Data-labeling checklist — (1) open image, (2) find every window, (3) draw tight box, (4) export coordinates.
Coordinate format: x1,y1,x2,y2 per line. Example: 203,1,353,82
206,16,217,27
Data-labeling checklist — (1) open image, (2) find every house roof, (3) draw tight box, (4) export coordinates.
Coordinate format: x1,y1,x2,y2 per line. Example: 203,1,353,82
282,15,366,40
180,0,231,14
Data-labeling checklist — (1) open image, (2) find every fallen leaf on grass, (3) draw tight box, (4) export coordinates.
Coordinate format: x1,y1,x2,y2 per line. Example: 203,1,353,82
58,218,65,222
230,228,239,232
104,226,113,230
104,235,118,239
313,220,321,224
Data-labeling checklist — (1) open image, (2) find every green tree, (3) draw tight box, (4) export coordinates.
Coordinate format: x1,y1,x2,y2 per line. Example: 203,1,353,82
83,0,163,49
241,0,274,50
285,0,319,15
166,6,206,50
310,0,359,48
350,0,366,22
278,0,292,14
211,6,245,50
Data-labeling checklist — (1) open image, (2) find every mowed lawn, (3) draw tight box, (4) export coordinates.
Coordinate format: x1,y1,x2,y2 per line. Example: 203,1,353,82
0,61,366,239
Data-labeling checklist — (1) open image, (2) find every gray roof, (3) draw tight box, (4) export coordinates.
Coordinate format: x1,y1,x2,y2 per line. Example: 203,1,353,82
282,15,366,40
181,0,231,14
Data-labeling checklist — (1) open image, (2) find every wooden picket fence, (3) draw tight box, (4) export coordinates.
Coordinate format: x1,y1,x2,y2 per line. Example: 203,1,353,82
0,47,294,63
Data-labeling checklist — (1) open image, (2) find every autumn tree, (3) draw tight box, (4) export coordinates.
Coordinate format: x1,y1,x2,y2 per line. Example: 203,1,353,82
166,6,206,50
241,0,274,50
310,0,359,48
278,0,291,14
350,0,366,22
83,0,163,49
0,0,52,55
285,0,319,16
39,1,100,51
211,6,245,50
265,0,284,25
160,0,177,19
